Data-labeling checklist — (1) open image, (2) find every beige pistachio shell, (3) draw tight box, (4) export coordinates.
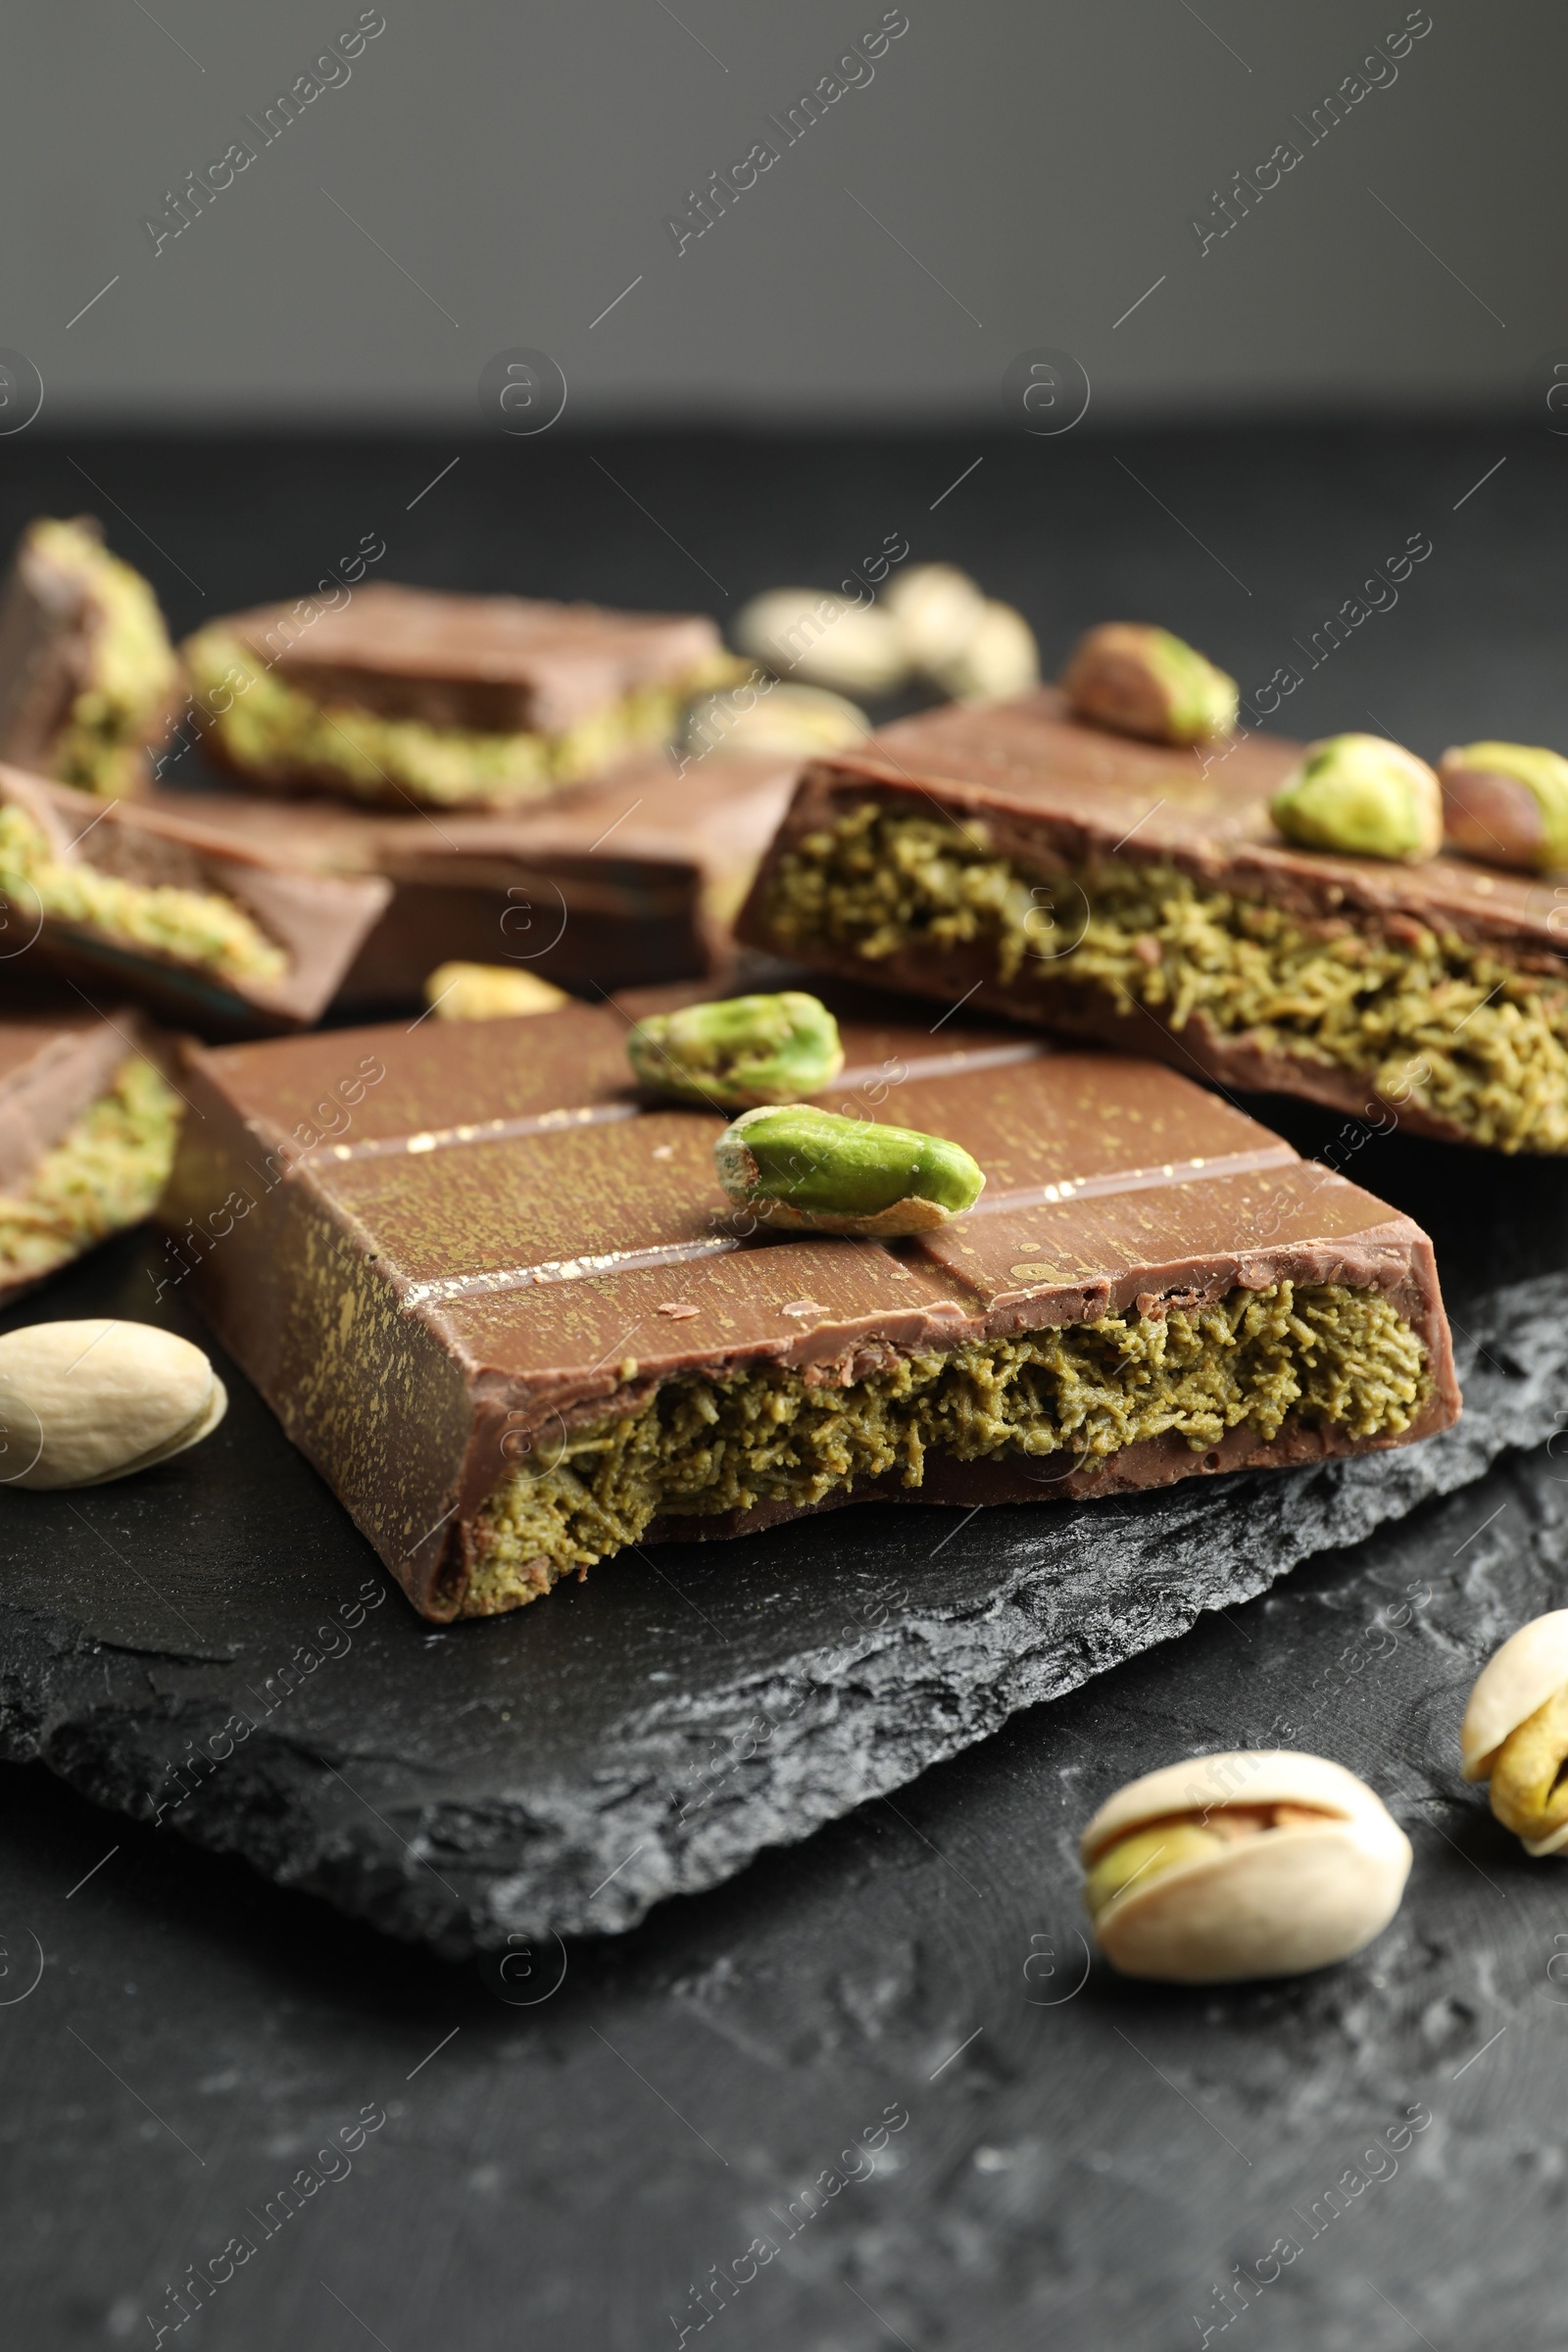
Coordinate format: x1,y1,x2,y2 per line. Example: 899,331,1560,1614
927,601,1040,702
1081,1751,1411,1985
1460,1612,1568,1782
884,564,988,669
425,963,568,1021
733,589,909,697
0,1320,226,1490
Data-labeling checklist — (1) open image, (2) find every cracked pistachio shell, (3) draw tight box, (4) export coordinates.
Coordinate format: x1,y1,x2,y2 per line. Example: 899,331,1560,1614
927,601,1040,703
1079,1751,1412,1984
683,681,869,760
627,992,844,1110
0,1320,226,1492
1460,1611,1568,1857
1271,734,1443,862
884,564,988,670
1063,622,1238,745
425,963,568,1022
1439,742,1568,873
713,1104,985,1237
733,588,909,697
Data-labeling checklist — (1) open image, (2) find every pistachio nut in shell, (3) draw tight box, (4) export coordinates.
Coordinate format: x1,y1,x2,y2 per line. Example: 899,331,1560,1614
0,1320,226,1491
883,563,988,670
1063,622,1238,746
1271,734,1444,862
627,992,844,1110
713,1104,985,1237
733,588,909,697
425,963,568,1022
1439,742,1568,873
1080,1750,1412,1984
1460,1610,1568,1856
683,681,869,761
927,601,1040,703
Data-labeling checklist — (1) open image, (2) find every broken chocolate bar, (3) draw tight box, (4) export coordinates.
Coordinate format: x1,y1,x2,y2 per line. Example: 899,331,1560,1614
162,995,1458,1622
736,689,1568,1154
0,762,391,1035
145,748,800,1002
0,516,180,797
181,582,737,811
0,999,180,1305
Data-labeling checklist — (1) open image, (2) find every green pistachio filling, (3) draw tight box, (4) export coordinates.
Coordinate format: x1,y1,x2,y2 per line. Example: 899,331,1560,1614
183,628,741,808
466,1280,1430,1613
0,1056,181,1289
765,804,1568,1154
28,519,179,797
0,804,287,984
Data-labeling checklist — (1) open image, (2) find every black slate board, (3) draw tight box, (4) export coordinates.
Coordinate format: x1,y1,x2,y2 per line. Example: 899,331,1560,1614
3,1220,1564,1956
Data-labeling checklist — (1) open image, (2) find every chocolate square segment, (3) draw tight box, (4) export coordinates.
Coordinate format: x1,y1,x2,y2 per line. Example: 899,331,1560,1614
736,689,1568,1153
163,999,1459,1623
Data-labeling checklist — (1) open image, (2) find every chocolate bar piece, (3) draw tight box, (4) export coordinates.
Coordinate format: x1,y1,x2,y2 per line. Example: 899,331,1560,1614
737,689,1568,1154
0,1000,180,1305
181,583,735,811
145,749,800,1002
0,516,180,797
0,762,391,1035
162,995,1458,1622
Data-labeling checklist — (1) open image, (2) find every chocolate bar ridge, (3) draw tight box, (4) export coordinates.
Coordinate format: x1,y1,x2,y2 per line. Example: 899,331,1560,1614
162,999,1459,1623
736,690,1568,1153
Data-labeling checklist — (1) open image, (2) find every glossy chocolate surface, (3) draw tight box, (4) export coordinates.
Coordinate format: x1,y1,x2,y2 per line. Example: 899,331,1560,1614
163,997,1458,1620
148,748,799,999
218,582,722,732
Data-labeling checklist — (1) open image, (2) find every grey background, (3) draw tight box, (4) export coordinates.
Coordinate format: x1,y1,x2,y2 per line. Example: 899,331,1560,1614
2,0,1556,424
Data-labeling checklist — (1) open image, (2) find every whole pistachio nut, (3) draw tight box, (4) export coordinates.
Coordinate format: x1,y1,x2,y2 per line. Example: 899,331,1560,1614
425,962,569,1022
683,681,869,760
1271,734,1443,862
0,1320,227,1492
1460,1610,1568,1855
883,564,988,670
1063,622,1238,745
1439,742,1568,873
926,600,1041,703
733,588,910,697
1080,1751,1412,1984
713,1104,985,1236
628,992,845,1110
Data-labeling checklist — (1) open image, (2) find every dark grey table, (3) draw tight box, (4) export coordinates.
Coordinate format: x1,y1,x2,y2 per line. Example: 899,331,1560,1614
2,422,1565,2350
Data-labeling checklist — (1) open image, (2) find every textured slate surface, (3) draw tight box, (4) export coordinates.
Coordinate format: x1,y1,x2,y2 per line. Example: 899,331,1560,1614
0,1219,1561,1957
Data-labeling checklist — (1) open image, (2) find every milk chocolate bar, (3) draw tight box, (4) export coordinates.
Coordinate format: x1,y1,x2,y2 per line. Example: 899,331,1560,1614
181,583,736,811
0,1000,179,1304
737,689,1568,1154
162,996,1458,1622
0,762,391,1035
0,516,180,797
145,748,800,1002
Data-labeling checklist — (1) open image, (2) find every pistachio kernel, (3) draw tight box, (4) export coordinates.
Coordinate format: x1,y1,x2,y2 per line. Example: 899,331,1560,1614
1439,742,1568,874
713,1103,985,1237
1270,734,1443,862
1063,622,1238,745
628,992,844,1110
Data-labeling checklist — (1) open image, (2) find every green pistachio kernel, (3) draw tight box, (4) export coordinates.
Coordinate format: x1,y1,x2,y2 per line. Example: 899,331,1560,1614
1270,734,1443,863
1063,622,1239,746
713,1104,986,1236
1439,741,1568,873
628,992,844,1110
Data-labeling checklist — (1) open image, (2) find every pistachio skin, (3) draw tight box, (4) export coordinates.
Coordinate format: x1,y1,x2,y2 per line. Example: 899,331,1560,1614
1080,1751,1411,1984
1460,1610,1568,1857
0,1320,226,1491
713,1104,986,1236
628,993,844,1110
1439,742,1568,873
1063,623,1238,745
1271,735,1444,862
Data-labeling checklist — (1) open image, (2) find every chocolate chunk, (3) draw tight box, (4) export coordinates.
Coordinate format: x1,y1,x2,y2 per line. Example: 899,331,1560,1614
146,749,799,1002
161,996,1458,1623
736,689,1568,1153
0,762,391,1034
